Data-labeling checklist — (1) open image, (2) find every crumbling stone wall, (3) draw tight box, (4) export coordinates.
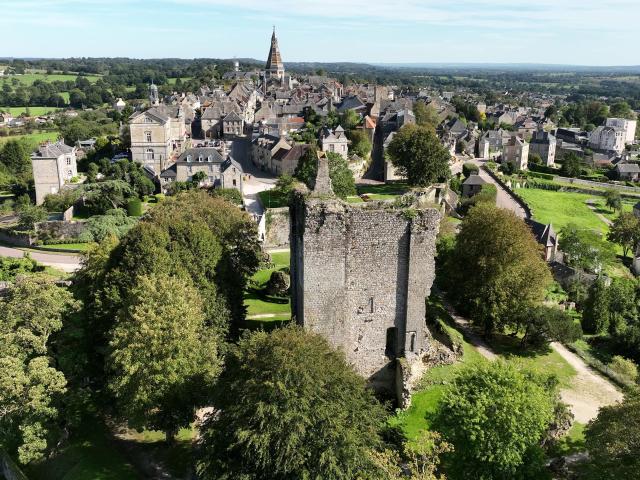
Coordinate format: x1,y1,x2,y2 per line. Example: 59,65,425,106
291,192,440,395
264,207,290,248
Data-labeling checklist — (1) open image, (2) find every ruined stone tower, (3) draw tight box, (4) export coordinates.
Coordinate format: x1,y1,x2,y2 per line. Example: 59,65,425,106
290,156,441,394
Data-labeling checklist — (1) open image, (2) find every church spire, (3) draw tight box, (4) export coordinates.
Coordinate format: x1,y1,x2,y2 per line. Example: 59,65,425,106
265,27,284,80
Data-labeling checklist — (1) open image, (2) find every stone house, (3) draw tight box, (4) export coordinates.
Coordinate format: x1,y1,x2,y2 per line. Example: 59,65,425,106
478,129,510,159
526,219,559,262
614,163,640,181
201,101,242,139
159,147,243,193
529,129,557,166
271,144,310,176
222,112,244,137
129,105,187,175
606,118,637,145
320,125,349,159
462,174,486,198
503,135,529,171
31,141,78,205
251,134,291,171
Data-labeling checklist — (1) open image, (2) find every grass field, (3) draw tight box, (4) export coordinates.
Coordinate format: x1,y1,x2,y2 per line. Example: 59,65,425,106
26,418,138,480
258,190,289,209
244,250,291,323
40,243,95,252
0,73,100,86
515,188,607,233
0,106,62,116
0,131,60,148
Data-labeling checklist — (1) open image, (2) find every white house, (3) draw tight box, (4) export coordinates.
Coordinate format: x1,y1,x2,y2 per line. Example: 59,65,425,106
606,118,637,145
589,126,626,154
320,125,349,159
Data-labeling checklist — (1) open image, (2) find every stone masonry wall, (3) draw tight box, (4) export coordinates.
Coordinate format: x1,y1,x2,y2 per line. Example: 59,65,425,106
291,195,440,394
264,207,290,248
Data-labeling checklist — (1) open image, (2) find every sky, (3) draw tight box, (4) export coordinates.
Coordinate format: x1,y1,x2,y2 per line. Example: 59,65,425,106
1,0,639,66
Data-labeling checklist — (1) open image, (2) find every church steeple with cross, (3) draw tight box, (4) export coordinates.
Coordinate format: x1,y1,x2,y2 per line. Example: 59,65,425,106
265,27,285,80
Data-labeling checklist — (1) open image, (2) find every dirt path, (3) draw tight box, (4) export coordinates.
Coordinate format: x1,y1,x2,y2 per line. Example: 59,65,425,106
585,199,613,227
443,301,621,423
551,342,623,423
0,245,82,272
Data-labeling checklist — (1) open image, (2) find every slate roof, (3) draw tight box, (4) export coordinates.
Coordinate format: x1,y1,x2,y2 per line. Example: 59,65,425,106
177,147,225,164
526,219,557,248
32,141,74,159
272,144,310,162
462,174,486,186
615,163,640,173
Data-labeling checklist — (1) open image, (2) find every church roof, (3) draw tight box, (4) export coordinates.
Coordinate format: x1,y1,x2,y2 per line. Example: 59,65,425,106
265,29,284,73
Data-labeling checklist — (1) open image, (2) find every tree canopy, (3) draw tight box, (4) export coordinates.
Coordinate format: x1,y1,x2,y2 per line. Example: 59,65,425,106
196,327,387,480
434,362,557,479
443,203,552,335
387,124,451,187
108,273,221,440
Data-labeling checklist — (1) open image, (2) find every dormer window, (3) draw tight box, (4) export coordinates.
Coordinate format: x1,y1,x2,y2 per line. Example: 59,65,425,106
186,155,192,162
144,116,153,123
207,156,212,162
198,155,203,162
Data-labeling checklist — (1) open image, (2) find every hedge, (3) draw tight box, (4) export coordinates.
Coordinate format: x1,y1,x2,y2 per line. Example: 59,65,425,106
127,198,143,217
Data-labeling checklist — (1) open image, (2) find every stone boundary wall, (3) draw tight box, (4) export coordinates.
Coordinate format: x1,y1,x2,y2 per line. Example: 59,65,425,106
0,228,34,247
36,220,86,241
264,207,290,248
482,166,532,219
62,205,75,221
553,175,640,194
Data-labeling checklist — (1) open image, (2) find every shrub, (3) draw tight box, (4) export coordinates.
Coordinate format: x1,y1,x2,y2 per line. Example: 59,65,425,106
462,162,479,178
127,198,143,217
608,355,638,382
210,188,243,206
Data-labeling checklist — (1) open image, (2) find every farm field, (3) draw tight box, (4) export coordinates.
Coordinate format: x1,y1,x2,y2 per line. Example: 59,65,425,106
0,106,62,116
0,131,59,148
0,73,100,86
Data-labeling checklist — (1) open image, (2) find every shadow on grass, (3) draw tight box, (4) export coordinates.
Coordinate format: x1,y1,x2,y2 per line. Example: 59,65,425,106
243,318,293,331
245,289,289,305
487,332,553,358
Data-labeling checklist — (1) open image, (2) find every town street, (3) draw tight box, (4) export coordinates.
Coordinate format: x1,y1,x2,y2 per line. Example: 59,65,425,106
0,245,82,272
452,157,527,219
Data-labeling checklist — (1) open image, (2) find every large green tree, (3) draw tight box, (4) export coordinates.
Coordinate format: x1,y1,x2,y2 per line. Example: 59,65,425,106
387,124,451,187
72,191,260,387
413,101,440,129
585,392,640,479
434,362,557,479
608,212,640,259
196,327,387,480
560,224,615,274
294,148,356,198
0,277,78,464
0,140,31,178
444,203,552,335
108,273,221,441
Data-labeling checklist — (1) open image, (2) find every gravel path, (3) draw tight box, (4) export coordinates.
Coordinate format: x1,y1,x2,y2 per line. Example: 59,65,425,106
585,199,613,226
551,342,623,423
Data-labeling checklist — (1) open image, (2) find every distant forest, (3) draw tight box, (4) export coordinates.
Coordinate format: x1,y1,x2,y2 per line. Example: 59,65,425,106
1,57,639,109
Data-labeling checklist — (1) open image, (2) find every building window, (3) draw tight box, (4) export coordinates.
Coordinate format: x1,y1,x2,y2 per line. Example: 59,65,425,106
233,179,237,186
198,155,203,162
369,296,374,313
145,148,154,160
145,131,152,143
143,116,153,123
66,157,71,165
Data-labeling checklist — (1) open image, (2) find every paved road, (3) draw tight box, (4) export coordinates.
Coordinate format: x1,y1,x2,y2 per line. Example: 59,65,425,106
452,158,527,219
0,245,82,272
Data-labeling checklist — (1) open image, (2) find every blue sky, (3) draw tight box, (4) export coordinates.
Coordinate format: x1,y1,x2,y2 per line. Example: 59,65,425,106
1,0,638,65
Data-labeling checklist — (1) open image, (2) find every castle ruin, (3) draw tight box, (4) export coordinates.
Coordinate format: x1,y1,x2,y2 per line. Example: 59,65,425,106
290,156,441,397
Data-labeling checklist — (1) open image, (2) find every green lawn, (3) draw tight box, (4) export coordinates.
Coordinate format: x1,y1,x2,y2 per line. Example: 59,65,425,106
244,250,291,322
0,106,62,116
0,73,100,86
40,243,95,252
26,418,138,480
356,182,410,196
588,197,635,222
0,131,60,148
259,190,289,209
548,422,586,457
120,427,194,478
515,188,607,233
390,332,485,444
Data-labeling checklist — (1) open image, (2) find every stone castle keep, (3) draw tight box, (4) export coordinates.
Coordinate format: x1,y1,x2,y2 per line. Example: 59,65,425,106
290,157,441,395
